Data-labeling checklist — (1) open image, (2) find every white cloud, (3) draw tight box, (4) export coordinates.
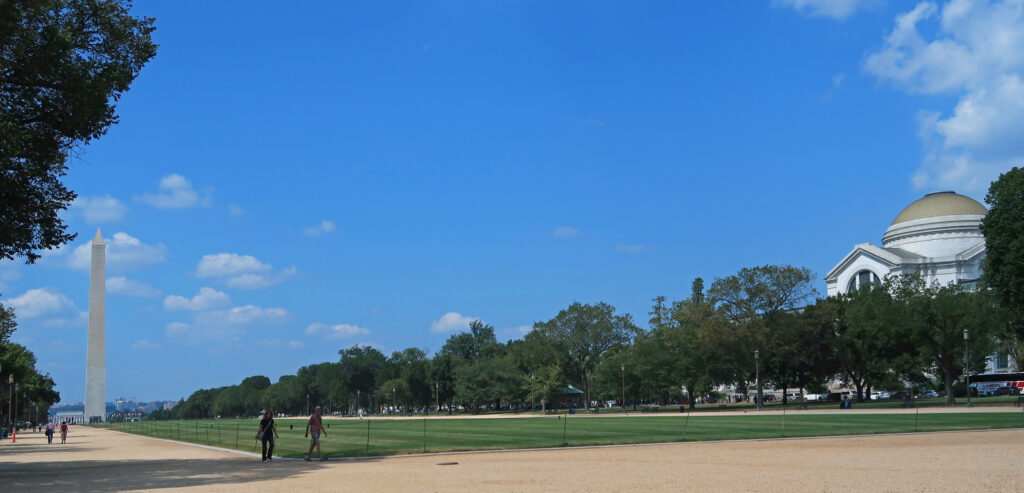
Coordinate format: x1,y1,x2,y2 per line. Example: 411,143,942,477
774,0,875,20
164,321,243,345
136,174,212,209
228,203,244,216
5,288,78,318
196,253,270,277
163,287,230,311
429,312,479,333
255,338,306,349
131,339,159,351
165,300,288,345
195,253,295,289
107,276,161,298
67,232,166,271
305,322,370,339
863,0,1024,192
303,219,337,237
615,244,651,254
72,195,127,223
224,305,289,325
552,226,581,238
192,305,290,327
499,324,534,340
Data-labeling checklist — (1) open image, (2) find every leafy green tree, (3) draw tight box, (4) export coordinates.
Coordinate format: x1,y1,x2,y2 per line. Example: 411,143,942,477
439,320,499,362
0,305,15,343
896,277,1000,404
338,345,387,412
534,302,640,410
1,0,157,262
709,265,817,404
0,308,61,422
982,166,1024,337
429,353,456,412
454,355,523,411
832,280,912,401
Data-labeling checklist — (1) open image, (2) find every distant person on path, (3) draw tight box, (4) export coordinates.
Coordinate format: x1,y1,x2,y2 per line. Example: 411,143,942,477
44,421,55,444
256,410,279,462
304,405,327,462
59,421,68,444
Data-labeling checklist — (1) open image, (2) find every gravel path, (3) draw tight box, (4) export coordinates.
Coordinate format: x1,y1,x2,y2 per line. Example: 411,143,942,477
2,416,1023,492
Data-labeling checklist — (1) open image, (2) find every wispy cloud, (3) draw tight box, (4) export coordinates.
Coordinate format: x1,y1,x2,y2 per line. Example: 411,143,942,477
305,322,370,339
773,0,875,20
552,226,581,238
194,253,295,289
614,244,651,254
3,287,86,327
107,276,161,298
303,219,337,237
72,195,127,223
863,0,1024,192
163,287,230,311
136,174,212,209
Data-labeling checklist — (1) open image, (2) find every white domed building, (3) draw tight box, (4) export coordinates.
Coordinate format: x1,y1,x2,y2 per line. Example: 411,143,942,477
825,191,1017,374
825,191,988,297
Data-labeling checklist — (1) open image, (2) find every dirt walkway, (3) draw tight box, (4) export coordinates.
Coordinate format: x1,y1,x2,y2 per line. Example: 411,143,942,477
2,424,1023,492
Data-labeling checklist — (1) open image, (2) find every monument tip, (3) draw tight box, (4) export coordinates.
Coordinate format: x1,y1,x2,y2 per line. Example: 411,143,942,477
93,228,104,245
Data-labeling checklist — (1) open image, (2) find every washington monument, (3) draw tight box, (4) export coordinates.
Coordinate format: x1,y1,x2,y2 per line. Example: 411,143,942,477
86,229,106,422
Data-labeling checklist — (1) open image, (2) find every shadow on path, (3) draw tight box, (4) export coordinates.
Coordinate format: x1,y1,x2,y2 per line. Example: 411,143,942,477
0,456,332,491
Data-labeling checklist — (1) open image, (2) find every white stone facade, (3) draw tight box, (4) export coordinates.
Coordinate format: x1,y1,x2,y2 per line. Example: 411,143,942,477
85,229,106,423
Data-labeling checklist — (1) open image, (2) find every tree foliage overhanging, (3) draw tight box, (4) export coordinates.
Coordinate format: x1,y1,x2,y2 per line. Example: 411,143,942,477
0,0,157,262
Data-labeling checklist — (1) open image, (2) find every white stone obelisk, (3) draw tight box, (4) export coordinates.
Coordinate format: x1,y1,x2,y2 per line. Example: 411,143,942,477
85,229,106,422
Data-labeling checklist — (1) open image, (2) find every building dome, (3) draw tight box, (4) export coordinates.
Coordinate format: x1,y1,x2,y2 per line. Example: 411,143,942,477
891,191,987,225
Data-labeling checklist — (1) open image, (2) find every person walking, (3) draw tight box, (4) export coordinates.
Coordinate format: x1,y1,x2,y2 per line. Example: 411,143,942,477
304,405,327,462
255,410,279,462
59,421,68,444
44,421,55,444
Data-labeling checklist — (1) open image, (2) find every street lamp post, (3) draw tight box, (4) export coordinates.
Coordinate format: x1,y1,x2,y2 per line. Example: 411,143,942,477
435,382,439,413
393,387,396,413
964,328,972,408
755,350,763,412
306,394,310,416
8,375,12,432
620,365,626,413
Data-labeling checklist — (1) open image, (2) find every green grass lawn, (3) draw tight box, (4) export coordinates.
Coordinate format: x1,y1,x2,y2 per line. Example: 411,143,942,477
97,410,1024,458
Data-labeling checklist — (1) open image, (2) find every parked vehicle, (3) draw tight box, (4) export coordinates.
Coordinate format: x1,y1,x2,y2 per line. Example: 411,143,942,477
917,390,939,398
890,391,912,400
995,386,1021,396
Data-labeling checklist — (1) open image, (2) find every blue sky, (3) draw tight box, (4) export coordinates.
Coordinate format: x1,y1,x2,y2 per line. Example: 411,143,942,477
4,0,1023,403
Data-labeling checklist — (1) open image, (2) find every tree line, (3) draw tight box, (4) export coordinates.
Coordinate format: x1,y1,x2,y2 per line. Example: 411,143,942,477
0,306,61,426
162,263,1017,419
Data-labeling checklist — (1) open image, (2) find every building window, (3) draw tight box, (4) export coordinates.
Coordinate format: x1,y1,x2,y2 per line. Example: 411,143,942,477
997,352,1009,370
846,270,881,293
